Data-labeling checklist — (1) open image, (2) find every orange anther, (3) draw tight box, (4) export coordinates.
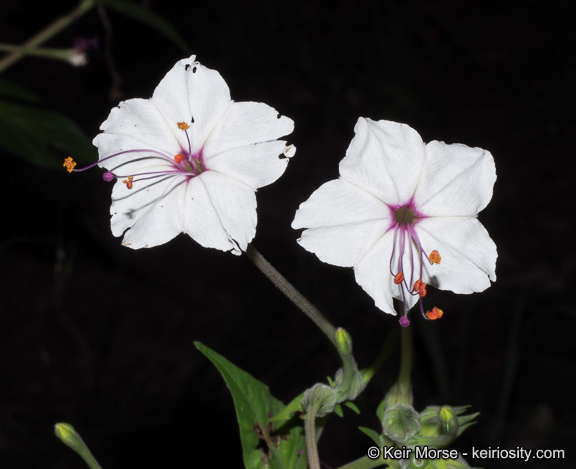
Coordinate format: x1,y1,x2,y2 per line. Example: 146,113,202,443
394,272,404,285
426,307,444,320
122,176,134,189
414,280,427,297
177,122,190,131
430,250,441,264
174,153,185,163
63,156,77,173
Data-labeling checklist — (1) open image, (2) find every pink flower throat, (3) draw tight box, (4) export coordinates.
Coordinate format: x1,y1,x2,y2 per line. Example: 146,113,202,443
387,201,442,326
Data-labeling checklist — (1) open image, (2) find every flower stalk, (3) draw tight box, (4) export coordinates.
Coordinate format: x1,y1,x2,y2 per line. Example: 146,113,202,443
302,385,335,469
245,244,337,347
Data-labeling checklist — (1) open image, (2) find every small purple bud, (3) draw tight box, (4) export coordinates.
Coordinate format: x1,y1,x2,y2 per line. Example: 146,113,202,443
103,171,114,182
399,316,410,328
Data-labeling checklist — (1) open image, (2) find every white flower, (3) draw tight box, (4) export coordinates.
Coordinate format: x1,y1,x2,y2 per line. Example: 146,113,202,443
74,55,295,253
292,118,497,323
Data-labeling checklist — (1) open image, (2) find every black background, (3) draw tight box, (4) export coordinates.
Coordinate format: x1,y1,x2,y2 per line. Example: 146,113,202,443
1,0,575,468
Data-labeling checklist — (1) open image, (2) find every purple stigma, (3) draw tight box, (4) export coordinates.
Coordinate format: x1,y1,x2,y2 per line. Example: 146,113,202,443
103,171,114,182
399,316,410,328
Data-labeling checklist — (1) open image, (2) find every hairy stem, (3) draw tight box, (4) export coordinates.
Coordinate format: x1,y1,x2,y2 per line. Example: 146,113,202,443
245,244,337,347
304,403,321,469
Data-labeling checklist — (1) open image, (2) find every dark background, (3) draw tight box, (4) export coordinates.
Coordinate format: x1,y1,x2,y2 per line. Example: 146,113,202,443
1,0,575,468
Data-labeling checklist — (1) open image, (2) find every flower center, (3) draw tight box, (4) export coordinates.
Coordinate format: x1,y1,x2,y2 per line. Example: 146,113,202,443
388,202,442,326
394,206,416,225
174,151,205,176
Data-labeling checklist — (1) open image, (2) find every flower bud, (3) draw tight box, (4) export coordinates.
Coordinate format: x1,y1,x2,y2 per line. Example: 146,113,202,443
54,423,84,451
439,406,460,436
335,327,353,357
54,422,102,469
332,327,366,402
405,405,477,448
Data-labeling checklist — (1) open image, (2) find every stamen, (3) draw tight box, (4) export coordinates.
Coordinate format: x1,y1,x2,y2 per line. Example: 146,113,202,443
426,307,444,321
414,280,427,298
389,202,443,323
414,279,422,292
66,125,206,191
122,176,134,189
177,122,192,156
394,272,404,285
430,250,441,264
63,157,77,173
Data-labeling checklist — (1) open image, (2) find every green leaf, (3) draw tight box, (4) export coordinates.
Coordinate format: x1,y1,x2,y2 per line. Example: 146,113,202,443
0,100,96,169
195,342,306,469
102,0,191,54
0,79,42,104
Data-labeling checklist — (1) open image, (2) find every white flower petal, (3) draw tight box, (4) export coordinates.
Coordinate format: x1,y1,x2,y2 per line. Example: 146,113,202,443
204,101,294,156
339,118,426,204
292,179,390,230
183,171,257,255
152,56,232,153
415,141,496,216
353,233,419,315
415,216,497,293
94,98,179,173
293,179,391,268
208,140,292,190
297,219,390,268
110,175,186,249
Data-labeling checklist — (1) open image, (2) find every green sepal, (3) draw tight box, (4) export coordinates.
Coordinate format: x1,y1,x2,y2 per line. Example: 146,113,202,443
331,401,360,419
376,395,387,422
302,383,337,418
334,403,344,418
344,401,361,415
358,426,384,447
195,342,306,469
382,404,420,444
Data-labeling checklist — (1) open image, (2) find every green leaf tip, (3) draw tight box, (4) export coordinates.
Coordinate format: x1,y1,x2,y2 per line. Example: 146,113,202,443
195,341,306,469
